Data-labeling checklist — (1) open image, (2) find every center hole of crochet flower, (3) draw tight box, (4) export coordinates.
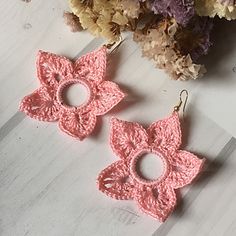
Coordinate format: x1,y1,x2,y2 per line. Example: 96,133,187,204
62,82,89,108
136,153,164,181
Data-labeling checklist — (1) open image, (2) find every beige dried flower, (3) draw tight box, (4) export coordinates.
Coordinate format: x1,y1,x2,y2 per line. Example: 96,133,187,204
68,0,147,42
118,0,141,18
195,0,236,20
134,18,206,80
69,0,136,42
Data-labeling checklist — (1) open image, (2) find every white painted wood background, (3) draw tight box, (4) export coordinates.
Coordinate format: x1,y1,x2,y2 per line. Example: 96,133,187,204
1,1,236,236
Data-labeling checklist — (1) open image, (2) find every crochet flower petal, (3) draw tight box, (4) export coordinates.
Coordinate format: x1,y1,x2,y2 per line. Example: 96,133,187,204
74,47,107,80
20,86,60,121
91,81,125,116
167,150,204,189
37,51,73,86
110,118,149,159
147,112,181,153
135,185,177,222
58,109,96,140
97,160,135,200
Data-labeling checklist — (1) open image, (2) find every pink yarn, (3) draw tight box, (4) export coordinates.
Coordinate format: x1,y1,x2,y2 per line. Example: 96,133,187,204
20,47,125,140
97,112,204,222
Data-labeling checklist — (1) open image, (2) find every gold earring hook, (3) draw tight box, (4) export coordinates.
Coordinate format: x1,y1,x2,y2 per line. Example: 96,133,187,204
110,38,125,54
104,36,124,54
173,89,189,115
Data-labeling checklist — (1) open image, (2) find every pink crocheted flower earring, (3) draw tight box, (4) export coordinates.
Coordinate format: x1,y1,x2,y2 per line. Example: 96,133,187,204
20,44,125,140
97,90,204,222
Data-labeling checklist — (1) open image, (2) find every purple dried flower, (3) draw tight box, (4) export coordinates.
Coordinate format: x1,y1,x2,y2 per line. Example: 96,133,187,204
151,0,195,25
175,16,214,61
190,17,213,60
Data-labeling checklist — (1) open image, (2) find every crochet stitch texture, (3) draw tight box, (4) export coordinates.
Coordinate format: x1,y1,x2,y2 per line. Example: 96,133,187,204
20,47,125,140
97,112,204,221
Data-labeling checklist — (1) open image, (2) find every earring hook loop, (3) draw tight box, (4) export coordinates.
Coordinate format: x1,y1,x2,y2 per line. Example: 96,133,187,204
104,36,124,54
174,89,189,115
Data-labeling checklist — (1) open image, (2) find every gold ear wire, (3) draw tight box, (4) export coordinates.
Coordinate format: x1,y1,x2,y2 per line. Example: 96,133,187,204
104,36,124,54
174,89,189,115
110,38,125,54
104,41,116,50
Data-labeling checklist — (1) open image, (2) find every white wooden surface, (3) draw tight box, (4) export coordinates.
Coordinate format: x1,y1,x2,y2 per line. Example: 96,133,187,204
1,1,236,236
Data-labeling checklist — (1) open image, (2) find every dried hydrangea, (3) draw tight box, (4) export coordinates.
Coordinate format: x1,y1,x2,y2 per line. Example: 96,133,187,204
195,0,236,20
133,18,207,80
68,0,146,42
150,0,195,25
175,17,214,62
119,0,142,18
63,0,227,81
